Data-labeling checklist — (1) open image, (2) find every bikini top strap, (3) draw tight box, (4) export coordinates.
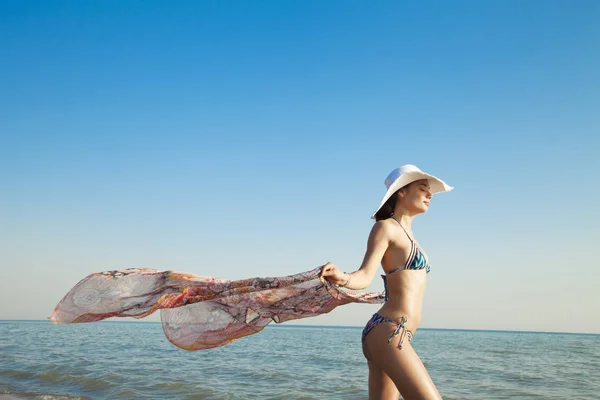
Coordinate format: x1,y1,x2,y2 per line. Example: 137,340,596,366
390,216,414,243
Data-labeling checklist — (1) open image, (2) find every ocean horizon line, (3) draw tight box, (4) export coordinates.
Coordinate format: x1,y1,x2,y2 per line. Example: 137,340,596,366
2,319,598,336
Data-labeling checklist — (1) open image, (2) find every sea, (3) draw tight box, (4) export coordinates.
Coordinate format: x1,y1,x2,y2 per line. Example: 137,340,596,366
0,321,598,399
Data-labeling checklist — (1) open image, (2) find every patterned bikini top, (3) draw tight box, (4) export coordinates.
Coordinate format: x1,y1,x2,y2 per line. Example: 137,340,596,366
387,216,431,275
382,216,430,301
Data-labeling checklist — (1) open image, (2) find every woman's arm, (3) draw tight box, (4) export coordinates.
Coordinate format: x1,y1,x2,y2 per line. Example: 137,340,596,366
320,221,390,290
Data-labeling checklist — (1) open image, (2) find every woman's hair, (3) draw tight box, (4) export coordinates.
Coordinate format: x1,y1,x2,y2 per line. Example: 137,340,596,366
374,183,411,221
374,188,401,221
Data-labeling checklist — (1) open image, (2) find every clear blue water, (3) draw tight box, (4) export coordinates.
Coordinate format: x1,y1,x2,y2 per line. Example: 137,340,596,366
1,321,598,399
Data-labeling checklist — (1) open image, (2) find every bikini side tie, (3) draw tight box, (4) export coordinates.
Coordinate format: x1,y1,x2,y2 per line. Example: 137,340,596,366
387,315,413,349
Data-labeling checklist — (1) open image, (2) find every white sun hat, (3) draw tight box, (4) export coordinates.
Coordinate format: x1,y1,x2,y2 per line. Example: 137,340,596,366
371,164,453,219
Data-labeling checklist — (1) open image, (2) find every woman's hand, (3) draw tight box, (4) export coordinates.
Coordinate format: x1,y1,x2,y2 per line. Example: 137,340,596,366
320,262,350,286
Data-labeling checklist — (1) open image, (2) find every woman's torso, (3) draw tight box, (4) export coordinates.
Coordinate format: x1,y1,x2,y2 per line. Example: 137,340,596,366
377,217,430,334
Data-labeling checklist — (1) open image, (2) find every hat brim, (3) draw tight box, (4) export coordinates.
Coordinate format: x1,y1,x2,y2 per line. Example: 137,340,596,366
371,171,453,219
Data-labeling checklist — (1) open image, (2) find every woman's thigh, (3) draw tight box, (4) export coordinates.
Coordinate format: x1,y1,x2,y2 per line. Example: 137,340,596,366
363,323,441,400
367,360,400,400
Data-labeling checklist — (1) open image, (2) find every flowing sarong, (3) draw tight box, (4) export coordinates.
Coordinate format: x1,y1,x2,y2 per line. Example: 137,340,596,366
50,266,385,350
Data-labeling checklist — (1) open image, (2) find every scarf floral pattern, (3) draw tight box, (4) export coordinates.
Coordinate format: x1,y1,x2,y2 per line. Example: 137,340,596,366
51,266,385,350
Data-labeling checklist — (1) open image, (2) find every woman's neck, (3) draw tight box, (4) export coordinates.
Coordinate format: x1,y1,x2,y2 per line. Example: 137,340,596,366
392,212,415,230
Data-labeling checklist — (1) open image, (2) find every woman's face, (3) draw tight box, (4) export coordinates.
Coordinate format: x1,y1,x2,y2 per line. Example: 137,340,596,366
400,179,432,214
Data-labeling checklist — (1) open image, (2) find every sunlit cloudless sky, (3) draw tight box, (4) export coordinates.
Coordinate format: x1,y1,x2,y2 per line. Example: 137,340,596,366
1,1,599,333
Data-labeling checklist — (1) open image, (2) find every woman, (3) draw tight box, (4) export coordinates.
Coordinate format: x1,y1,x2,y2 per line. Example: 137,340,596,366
321,164,452,400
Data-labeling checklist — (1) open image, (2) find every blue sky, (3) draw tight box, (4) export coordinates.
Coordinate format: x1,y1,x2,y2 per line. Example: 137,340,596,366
1,1,599,333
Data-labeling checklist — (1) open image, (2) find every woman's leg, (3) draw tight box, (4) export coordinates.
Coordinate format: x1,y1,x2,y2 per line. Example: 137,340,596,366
363,323,441,400
367,360,401,400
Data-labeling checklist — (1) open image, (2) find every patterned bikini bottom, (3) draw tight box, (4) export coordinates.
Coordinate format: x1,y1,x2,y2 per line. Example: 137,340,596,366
362,313,413,349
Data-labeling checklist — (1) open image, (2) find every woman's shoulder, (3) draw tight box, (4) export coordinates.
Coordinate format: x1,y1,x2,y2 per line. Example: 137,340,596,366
370,218,398,239
372,218,411,249
373,217,397,230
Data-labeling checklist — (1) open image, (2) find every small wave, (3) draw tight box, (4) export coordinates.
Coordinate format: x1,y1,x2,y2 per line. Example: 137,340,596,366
0,370,36,380
153,381,188,390
0,390,88,400
36,370,114,391
1,369,114,392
